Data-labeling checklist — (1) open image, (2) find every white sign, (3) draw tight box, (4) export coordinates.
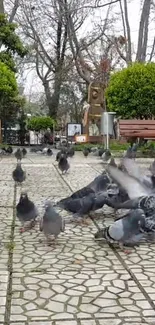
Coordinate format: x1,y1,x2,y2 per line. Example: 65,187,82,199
75,135,87,143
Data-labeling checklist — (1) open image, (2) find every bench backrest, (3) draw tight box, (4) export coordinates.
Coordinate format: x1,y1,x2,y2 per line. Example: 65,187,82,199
119,119,155,138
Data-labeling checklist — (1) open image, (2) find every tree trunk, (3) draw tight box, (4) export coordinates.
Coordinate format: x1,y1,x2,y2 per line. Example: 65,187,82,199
136,0,151,62
0,0,4,14
43,77,62,119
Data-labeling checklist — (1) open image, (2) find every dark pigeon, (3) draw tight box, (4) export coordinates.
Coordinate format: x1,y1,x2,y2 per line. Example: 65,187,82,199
6,146,13,154
56,151,63,162
12,162,26,184
15,148,23,161
16,191,38,232
67,147,75,157
99,148,105,157
58,155,70,174
40,200,65,244
22,148,27,157
47,148,53,156
58,173,111,210
83,148,89,157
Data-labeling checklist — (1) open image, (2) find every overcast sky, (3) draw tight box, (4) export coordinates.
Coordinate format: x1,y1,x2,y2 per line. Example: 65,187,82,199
22,0,155,97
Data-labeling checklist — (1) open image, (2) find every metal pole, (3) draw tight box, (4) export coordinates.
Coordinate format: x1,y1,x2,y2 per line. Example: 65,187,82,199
106,112,109,150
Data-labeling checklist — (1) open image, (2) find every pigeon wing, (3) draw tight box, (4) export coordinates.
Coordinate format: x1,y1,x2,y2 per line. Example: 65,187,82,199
107,166,150,199
123,158,145,181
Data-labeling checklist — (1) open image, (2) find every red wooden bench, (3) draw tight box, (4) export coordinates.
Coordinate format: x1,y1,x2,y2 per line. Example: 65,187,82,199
119,120,155,138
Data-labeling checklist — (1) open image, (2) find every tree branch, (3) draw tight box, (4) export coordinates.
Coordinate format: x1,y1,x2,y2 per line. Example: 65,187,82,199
8,0,20,23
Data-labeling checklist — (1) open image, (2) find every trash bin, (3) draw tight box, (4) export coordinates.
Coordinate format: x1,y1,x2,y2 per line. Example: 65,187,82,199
101,112,116,136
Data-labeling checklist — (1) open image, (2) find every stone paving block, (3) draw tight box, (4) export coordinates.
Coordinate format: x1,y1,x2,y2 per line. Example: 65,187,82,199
57,164,100,191
11,268,154,322
12,220,125,272
0,180,14,206
0,271,9,322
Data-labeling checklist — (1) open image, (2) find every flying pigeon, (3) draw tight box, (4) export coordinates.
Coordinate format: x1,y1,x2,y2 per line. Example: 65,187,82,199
16,191,38,232
40,200,65,245
58,155,70,174
12,162,26,184
106,166,155,234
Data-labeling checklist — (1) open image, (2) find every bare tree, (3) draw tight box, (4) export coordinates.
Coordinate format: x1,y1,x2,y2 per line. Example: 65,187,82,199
14,0,70,118
117,0,153,64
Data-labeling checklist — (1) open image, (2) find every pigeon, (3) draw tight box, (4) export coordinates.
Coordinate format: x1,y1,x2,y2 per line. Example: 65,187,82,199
15,148,23,161
67,147,75,157
149,160,155,175
12,162,26,184
56,151,63,162
131,143,138,159
109,157,117,168
58,155,70,174
83,148,89,157
121,158,155,191
90,146,98,153
94,208,146,249
105,165,155,236
6,146,13,154
102,149,111,162
16,191,38,232
47,148,53,156
58,173,111,209
99,148,105,157
42,147,48,154
40,200,65,245
22,148,27,157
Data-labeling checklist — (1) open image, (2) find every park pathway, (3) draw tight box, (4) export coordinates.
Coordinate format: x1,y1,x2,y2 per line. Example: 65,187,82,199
0,152,154,325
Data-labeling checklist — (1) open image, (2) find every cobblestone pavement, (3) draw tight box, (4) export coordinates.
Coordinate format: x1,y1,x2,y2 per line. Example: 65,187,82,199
0,152,155,324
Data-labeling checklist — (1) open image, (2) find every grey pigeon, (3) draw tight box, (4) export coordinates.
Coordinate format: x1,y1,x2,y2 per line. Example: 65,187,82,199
102,149,111,162
58,155,70,174
95,209,146,248
15,148,23,161
90,146,98,153
12,162,26,184
109,157,117,168
149,160,155,175
16,191,38,232
40,200,65,244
